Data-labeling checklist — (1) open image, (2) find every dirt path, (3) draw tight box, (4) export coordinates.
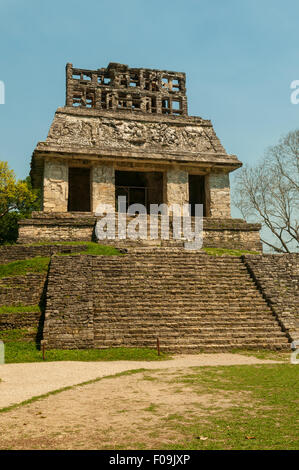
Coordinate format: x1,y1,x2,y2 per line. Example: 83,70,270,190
0,363,278,450
0,353,279,410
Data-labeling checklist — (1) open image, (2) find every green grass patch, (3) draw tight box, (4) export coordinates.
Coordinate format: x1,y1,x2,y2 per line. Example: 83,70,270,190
202,247,259,257
57,242,122,256
0,243,122,278
0,305,41,314
231,349,290,362
143,403,160,412
0,257,50,278
0,335,170,363
0,328,37,343
27,241,122,256
162,364,299,450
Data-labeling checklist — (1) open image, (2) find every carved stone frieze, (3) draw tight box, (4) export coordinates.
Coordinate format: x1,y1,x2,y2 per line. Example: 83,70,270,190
47,115,223,153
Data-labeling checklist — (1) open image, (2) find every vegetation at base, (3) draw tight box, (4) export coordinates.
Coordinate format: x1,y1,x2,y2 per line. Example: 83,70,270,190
202,247,259,256
0,304,40,314
231,348,290,362
0,329,169,363
24,241,121,256
159,364,299,450
0,257,50,278
0,243,122,277
0,360,297,450
55,241,122,256
0,213,23,245
0,163,41,244
0,328,36,342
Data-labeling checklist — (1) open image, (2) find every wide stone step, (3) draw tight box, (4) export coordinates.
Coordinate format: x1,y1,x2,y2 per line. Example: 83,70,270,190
94,338,290,350
95,305,271,311
94,309,275,316
94,328,287,338
95,311,272,317
97,294,264,300
97,271,251,276
93,323,284,332
94,320,281,329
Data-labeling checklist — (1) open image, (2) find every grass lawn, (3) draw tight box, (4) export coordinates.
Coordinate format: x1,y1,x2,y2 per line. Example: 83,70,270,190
157,364,299,450
0,329,169,363
231,349,290,362
4,343,169,363
0,360,297,450
0,257,50,278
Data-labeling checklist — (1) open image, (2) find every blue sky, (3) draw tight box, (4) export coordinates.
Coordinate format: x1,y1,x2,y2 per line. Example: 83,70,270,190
0,0,298,185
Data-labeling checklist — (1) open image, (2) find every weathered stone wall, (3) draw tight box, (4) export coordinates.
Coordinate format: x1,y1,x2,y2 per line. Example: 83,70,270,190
18,213,262,251
208,173,231,217
0,311,40,330
43,159,68,212
0,244,88,337
92,164,115,212
0,244,87,264
166,168,189,210
43,256,94,348
243,254,299,341
18,215,96,243
202,219,262,251
0,274,47,306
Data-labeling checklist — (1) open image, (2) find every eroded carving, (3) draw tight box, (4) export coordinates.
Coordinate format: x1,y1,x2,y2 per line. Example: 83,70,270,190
47,115,220,153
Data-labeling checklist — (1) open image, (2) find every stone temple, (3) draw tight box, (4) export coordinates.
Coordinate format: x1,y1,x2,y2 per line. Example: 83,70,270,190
18,62,261,250
6,63,298,352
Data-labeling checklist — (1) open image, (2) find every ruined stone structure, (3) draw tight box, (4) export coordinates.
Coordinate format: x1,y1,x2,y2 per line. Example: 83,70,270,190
19,62,261,250
43,252,295,351
3,64,298,352
0,244,296,351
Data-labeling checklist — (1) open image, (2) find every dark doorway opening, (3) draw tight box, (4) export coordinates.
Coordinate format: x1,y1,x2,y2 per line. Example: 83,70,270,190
68,167,91,212
115,170,163,212
189,174,206,216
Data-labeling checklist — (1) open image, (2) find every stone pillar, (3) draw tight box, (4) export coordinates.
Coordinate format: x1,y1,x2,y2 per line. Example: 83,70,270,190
91,164,115,212
43,159,68,212
208,172,231,217
166,168,189,211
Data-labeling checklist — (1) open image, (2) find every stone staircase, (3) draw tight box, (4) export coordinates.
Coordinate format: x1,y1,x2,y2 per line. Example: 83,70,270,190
243,254,299,342
43,251,290,351
0,244,88,336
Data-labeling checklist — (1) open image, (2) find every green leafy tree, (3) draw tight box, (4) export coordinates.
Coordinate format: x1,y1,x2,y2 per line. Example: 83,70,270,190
0,162,41,243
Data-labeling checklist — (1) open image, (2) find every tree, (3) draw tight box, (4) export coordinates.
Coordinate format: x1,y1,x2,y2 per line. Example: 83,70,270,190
233,129,299,253
0,162,41,243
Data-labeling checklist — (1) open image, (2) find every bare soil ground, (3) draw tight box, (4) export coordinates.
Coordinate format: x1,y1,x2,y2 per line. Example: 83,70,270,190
0,353,290,450
0,367,253,450
0,353,280,409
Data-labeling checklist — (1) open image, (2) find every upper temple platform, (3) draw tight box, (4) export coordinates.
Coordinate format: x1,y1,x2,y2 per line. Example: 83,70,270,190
20,62,261,251
65,62,188,116
30,62,242,188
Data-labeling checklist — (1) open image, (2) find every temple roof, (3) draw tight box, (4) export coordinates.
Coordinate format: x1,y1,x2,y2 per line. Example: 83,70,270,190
30,63,242,187
34,106,241,161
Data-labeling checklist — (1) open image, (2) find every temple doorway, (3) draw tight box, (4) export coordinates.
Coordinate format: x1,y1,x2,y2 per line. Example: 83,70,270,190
115,170,164,212
68,167,91,212
189,174,206,216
